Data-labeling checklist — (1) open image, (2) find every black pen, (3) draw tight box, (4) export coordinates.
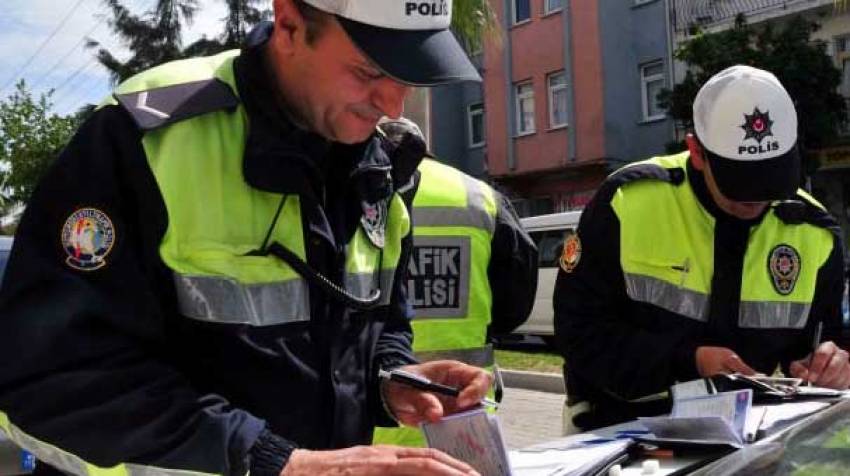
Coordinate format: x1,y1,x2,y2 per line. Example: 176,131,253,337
378,368,498,407
806,321,824,386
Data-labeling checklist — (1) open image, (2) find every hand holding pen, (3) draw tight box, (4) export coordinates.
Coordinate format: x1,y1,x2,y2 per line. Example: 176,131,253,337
789,321,850,389
380,368,498,407
378,361,495,427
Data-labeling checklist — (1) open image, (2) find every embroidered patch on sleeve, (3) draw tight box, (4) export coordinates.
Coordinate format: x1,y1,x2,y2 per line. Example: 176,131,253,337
61,208,116,271
559,233,582,273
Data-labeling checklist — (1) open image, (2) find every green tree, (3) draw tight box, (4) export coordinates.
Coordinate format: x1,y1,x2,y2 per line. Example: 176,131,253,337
183,0,271,57
88,0,199,83
452,0,500,52
0,81,76,207
659,15,846,165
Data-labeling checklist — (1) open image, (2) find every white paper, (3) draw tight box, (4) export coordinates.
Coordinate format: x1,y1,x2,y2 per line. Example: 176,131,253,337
638,389,752,447
422,408,512,476
639,416,744,447
744,401,832,441
509,440,631,476
671,378,712,399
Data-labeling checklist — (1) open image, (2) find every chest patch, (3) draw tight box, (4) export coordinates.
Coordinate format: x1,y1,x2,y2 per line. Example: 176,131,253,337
61,208,116,271
768,244,801,295
361,200,388,249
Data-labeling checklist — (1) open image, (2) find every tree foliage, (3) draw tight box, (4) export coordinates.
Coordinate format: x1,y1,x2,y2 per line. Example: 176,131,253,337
452,0,500,52
183,0,271,57
659,15,847,157
0,81,76,208
89,0,199,84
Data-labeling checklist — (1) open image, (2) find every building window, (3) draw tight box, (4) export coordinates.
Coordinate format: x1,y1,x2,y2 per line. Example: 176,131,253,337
544,0,562,14
515,82,535,135
513,0,530,24
640,61,666,121
548,71,568,128
467,103,485,148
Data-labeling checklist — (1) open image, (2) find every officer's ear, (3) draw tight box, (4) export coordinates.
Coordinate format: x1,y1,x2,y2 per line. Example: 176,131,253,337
272,0,307,53
686,133,706,172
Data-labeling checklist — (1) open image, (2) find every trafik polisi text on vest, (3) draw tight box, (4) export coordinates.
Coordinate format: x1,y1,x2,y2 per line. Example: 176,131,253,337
407,246,460,309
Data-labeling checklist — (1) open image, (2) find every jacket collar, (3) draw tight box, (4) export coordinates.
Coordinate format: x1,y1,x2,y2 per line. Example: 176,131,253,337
234,22,330,199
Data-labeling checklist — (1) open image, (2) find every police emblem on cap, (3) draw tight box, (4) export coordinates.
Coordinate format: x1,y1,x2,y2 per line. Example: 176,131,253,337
768,244,800,295
559,233,581,273
361,200,388,248
61,208,116,271
741,108,774,144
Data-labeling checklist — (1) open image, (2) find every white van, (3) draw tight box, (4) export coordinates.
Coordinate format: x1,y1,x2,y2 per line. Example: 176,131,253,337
513,211,582,343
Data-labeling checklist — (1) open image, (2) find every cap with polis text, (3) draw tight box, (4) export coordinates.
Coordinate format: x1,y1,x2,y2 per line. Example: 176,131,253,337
302,0,481,86
693,65,800,202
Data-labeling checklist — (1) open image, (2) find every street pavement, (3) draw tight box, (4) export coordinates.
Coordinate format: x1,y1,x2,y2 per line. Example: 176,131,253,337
498,386,565,450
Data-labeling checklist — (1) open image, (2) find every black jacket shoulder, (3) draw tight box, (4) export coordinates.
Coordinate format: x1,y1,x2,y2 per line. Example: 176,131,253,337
774,192,841,233
595,162,686,204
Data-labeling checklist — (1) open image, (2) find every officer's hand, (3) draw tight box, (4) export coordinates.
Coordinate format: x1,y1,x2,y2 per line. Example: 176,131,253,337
281,446,480,476
695,346,757,377
789,341,850,389
383,360,492,427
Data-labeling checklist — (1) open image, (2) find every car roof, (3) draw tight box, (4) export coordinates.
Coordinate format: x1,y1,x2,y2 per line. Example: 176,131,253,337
520,211,582,232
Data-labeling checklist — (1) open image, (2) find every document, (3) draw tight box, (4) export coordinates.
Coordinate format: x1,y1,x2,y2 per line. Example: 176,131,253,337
638,389,752,447
422,408,512,476
510,439,631,476
673,373,844,401
744,401,832,441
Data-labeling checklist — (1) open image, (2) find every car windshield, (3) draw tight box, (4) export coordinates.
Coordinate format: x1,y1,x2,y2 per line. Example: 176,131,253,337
706,399,850,475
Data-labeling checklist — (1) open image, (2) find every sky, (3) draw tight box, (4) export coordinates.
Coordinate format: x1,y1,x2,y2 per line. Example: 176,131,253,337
0,0,232,116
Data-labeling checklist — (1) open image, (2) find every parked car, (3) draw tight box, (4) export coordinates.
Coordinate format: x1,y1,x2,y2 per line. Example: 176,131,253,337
510,211,581,344
0,236,11,287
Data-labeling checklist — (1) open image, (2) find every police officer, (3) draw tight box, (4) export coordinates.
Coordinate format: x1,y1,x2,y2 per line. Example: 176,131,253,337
554,65,850,433
0,1,492,475
372,119,538,446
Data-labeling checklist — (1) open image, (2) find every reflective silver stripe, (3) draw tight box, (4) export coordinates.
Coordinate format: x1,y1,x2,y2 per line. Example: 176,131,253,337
345,269,396,306
126,464,216,476
414,345,495,367
413,175,495,233
739,301,811,329
175,274,310,326
0,416,217,476
413,207,494,233
2,424,87,476
623,273,709,322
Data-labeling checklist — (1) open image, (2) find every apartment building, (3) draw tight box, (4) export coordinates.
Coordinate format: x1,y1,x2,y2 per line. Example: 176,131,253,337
424,0,676,216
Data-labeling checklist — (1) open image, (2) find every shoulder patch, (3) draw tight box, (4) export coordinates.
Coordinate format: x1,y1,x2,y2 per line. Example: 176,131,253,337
559,232,582,273
115,79,239,131
61,208,116,271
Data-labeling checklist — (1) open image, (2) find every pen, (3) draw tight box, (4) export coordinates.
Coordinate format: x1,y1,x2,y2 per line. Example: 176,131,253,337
806,321,823,386
745,406,767,443
378,369,499,408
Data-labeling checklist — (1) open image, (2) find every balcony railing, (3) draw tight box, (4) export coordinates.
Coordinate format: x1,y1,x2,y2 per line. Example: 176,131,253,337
672,0,833,33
